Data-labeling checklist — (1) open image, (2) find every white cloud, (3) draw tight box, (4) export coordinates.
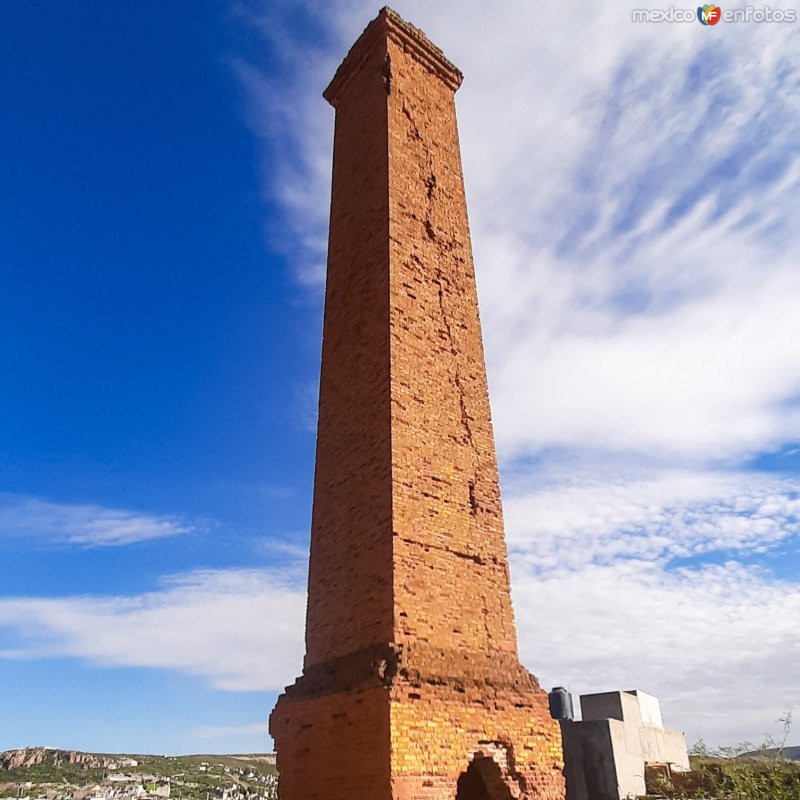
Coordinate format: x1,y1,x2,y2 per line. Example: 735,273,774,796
191,722,267,740
504,468,800,569
502,467,800,746
513,558,800,748
255,535,309,560
484,215,800,461
237,0,800,463
0,495,191,547
0,476,798,746
0,569,306,692
228,49,333,286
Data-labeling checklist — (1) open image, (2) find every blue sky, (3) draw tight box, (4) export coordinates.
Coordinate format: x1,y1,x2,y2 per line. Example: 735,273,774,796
1,0,799,755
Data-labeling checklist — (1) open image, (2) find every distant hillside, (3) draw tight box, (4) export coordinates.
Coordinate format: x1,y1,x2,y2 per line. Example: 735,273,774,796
0,747,277,800
741,744,800,762
0,747,275,770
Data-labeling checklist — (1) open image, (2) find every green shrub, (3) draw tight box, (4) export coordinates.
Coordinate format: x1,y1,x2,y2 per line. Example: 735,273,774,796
650,712,800,800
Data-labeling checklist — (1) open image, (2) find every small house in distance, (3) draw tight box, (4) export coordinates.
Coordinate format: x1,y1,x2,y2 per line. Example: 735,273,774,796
556,689,689,800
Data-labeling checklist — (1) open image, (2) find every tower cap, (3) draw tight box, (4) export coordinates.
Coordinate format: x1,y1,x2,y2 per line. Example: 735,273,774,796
324,7,463,107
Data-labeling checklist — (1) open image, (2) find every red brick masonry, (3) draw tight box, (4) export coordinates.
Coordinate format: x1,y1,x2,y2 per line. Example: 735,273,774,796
269,9,566,800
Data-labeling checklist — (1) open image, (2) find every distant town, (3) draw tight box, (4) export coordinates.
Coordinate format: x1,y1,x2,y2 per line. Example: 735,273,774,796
0,749,277,800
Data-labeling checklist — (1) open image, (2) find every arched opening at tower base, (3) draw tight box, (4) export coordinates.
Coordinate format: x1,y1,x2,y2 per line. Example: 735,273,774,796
455,757,515,800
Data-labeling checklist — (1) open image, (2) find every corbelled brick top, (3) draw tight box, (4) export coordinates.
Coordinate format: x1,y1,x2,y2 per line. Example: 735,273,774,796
324,6,463,106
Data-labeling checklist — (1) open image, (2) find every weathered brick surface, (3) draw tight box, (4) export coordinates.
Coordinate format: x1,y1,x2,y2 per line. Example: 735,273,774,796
270,9,565,800
271,686,390,800
386,19,517,661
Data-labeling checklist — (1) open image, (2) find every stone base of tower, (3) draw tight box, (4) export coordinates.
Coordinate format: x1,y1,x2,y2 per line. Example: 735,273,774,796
270,644,565,800
270,687,391,800
270,645,396,800
389,644,565,800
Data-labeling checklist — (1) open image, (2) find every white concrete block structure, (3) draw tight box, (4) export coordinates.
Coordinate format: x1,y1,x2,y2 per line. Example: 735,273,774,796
560,690,689,800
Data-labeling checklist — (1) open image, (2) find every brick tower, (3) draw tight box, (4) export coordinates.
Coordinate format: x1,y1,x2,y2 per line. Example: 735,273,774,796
269,8,565,800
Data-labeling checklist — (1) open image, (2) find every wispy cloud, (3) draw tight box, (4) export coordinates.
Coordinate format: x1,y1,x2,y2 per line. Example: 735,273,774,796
0,495,192,547
0,470,796,748
0,569,306,692
0,540,796,744
513,558,800,748
446,5,800,464
255,535,309,560
191,722,267,740
504,468,800,569
235,1,800,464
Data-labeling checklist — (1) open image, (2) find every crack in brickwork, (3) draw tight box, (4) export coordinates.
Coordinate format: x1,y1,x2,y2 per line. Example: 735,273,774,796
400,119,482,547
384,52,393,94
401,100,422,141
402,95,482,507
398,535,485,565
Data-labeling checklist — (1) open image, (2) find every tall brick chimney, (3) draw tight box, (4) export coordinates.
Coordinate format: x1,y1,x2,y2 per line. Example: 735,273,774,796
269,9,565,800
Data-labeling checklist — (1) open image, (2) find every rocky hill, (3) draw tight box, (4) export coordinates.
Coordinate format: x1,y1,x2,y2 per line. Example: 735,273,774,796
742,744,800,762
0,747,277,800
1,747,107,771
